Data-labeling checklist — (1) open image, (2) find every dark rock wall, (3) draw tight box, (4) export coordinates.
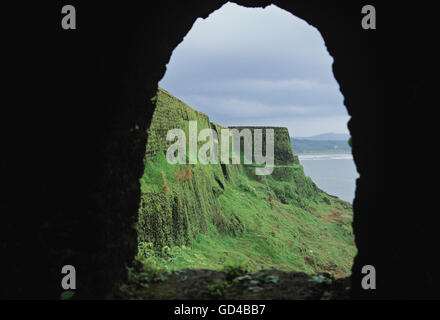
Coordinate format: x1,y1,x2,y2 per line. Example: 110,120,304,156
2,1,436,299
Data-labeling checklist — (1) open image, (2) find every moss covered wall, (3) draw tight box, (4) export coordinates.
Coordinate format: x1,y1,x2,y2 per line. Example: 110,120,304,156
145,91,296,166
137,89,319,250
139,88,234,248
145,88,212,161
228,126,296,165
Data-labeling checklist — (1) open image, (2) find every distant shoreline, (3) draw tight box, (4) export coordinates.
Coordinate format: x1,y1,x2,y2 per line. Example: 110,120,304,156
297,153,353,160
296,152,352,156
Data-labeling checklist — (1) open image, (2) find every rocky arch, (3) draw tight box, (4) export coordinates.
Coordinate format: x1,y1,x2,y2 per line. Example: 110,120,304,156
4,1,433,299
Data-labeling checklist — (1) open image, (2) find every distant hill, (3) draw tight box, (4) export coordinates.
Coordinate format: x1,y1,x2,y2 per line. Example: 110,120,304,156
291,137,351,155
294,133,350,141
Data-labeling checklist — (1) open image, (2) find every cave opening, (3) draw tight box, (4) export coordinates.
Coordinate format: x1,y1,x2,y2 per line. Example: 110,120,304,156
122,2,358,299
6,1,431,301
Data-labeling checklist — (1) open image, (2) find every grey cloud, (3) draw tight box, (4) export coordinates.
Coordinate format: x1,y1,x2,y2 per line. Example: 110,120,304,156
159,2,349,136
183,95,342,119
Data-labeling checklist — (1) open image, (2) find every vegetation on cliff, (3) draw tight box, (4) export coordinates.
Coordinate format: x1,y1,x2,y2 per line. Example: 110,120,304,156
133,88,356,283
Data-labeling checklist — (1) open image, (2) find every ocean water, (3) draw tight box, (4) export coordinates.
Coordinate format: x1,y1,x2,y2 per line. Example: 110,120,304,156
298,154,359,203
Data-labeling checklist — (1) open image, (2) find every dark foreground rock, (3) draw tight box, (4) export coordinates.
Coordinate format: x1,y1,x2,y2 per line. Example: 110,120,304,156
114,268,350,300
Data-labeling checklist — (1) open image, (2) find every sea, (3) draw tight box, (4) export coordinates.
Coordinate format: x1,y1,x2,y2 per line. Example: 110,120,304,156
298,154,359,204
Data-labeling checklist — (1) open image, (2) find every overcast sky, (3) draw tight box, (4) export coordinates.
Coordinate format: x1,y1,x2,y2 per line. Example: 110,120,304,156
159,3,349,137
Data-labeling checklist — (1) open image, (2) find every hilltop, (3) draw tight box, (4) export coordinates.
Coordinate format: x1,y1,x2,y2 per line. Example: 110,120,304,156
117,88,356,299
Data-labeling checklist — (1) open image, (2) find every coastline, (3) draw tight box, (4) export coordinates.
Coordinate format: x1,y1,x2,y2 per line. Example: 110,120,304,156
297,153,353,161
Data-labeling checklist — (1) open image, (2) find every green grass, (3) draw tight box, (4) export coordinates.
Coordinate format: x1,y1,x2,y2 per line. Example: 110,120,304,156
135,88,356,279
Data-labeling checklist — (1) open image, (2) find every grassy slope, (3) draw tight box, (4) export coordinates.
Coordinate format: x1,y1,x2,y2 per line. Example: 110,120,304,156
136,88,356,279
